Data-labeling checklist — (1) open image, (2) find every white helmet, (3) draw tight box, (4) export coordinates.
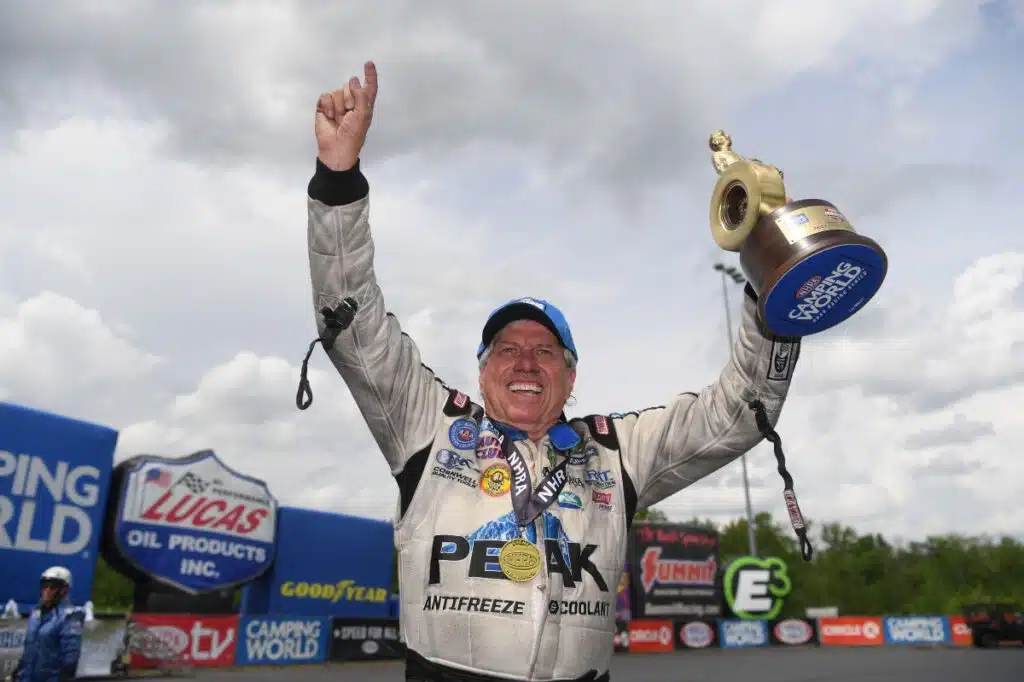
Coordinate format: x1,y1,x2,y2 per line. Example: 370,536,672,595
40,566,72,588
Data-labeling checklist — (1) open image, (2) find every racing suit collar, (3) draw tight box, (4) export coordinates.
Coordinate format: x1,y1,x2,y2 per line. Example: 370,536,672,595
487,414,580,451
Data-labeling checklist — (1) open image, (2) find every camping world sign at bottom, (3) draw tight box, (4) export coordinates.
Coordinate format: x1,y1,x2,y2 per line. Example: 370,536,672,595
236,616,330,666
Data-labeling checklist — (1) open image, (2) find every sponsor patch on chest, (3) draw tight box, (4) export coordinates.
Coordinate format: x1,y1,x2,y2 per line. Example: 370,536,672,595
430,449,478,488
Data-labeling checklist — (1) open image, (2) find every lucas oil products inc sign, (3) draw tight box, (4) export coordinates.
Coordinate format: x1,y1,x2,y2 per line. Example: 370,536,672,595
106,450,278,594
0,402,118,609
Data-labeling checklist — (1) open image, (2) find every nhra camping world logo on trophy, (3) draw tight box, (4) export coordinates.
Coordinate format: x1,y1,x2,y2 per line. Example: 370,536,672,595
723,556,792,620
105,450,279,594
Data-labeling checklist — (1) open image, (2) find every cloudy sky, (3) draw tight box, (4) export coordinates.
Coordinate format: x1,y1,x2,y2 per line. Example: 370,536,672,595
2,0,1022,544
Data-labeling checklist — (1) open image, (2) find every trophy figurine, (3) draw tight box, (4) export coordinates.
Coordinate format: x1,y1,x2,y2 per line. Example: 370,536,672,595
708,130,888,337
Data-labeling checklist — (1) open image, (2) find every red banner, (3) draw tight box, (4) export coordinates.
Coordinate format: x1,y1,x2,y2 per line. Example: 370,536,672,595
947,616,973,646
627,618,675,653
130,613,239,668
817,616,884,646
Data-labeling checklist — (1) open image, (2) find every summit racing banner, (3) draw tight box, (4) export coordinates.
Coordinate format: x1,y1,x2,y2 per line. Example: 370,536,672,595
628,522,720,619
108,450,278,594
0,402,117,610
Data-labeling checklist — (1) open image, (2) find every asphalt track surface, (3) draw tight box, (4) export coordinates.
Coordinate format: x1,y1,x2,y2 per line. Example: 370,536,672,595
193,646,1024,681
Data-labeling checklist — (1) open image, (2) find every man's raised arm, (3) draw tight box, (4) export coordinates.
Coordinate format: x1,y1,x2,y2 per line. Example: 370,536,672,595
612,284,801,510
305,62,448,473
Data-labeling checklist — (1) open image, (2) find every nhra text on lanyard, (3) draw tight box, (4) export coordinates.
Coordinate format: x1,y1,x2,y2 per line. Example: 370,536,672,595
500,433,571,529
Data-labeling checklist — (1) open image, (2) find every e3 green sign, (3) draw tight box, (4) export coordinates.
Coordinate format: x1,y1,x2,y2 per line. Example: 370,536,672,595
723,556,792,620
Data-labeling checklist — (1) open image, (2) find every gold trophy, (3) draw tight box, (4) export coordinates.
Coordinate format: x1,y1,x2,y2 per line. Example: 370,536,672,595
708,130,888,337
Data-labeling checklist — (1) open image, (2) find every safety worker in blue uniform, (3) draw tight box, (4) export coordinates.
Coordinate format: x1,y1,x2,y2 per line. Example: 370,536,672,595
7,567,83,682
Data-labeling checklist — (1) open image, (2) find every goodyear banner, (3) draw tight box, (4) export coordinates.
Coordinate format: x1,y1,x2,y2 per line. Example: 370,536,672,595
0,402,117,611
241,507,393,619
236,616,330,666
104,450,278,594
627,523,720,619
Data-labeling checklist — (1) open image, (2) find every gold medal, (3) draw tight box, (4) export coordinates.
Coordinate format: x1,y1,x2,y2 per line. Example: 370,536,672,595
498,538,542,582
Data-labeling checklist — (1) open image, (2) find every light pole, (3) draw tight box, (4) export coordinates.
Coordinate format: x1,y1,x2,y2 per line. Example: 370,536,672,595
713,263,758,558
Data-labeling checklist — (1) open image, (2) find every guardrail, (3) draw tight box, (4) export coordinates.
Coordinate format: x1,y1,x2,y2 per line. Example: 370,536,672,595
0,611,982,677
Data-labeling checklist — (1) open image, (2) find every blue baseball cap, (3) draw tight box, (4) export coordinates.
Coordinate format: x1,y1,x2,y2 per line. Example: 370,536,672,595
477,297,578,362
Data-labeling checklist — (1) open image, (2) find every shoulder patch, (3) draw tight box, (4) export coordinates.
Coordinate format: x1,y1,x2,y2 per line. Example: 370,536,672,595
442,389,475,417
582,414,620,450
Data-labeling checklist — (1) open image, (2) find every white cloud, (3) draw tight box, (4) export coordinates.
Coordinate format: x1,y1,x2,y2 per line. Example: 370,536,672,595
0,293,163,420
1,1,1022,546
0,0,1000,192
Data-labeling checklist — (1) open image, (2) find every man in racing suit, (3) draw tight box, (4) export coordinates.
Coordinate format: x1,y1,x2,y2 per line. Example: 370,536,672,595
8,567,83,682
300,62,804,682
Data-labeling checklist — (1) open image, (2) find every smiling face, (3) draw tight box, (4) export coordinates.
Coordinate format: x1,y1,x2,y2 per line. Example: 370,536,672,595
479,320,576,440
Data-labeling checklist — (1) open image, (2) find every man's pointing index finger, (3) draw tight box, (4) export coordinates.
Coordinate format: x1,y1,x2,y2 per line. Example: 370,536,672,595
363,61,378,106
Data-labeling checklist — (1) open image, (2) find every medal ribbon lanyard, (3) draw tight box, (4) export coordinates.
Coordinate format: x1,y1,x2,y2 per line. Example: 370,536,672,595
500,432,571,534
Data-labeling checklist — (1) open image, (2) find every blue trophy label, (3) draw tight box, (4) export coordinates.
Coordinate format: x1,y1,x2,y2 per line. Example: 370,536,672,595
763,244,886,337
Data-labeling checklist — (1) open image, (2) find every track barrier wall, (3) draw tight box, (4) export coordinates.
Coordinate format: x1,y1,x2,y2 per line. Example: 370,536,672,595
0,612,979,676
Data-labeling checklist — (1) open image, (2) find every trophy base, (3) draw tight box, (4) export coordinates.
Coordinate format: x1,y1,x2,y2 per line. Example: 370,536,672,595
740,199,888,337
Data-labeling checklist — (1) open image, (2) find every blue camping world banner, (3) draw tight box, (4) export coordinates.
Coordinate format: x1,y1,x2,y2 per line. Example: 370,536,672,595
882,616,950,645
235,616,330,666
0,402,118,610
109,450,278,594
241,507,393,619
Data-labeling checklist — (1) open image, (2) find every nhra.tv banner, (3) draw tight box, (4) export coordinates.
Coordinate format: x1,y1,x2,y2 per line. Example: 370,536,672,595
127,615,408,668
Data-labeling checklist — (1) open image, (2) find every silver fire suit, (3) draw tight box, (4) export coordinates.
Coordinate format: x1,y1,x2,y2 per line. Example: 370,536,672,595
305,158,802,681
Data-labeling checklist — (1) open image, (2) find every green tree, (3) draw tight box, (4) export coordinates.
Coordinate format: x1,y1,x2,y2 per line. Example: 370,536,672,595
90,557,134,612
634,507,668,522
